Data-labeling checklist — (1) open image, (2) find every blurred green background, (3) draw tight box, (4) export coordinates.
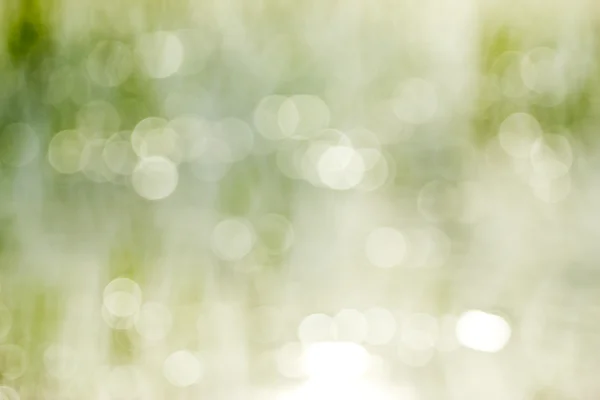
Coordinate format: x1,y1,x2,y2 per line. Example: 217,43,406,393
0,0,599,399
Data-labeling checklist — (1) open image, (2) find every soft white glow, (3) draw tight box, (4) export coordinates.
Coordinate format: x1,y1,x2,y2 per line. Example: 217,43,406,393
436,315,459,352
131,156,179,200
498,113,542,158
364,308,397,346
404,227,452,269
47,130,90,174
131,117,182,161
254,95,289,140
278,98,300,137
393,78,438,125
0,386,19,400
365,227,407,268
298,314,334,344
103,131,138,175
104,366,144,399
276,342,304,378
530,174,571,203
317,145,365,190
102,278,142,320
529,134,572,179
400,313,439,351
356,149,391,192
137,32,184,79
302,342,370,380
214,118,254,162
44,344,78,380
333,309,367,343
163,350,203,387
277,95,330,139
456,310,511,353
211,218,255,261
81,138,113,183
104,292,139,318
397,346,434,367
134,302,172,343
278,380,401,400
167,116,210,162
520,47,566,104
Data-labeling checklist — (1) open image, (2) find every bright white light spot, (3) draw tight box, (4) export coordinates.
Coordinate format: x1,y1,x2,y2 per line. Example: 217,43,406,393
298,314,335,344
317,145,365,190
456,310,511,353
163,350,202,387
393,78,438,125
364,308,396,346
131,156,179,200
135,302,172,343
302,342,370,380
333,309,367,343
137,32,184,79
211,218,255,261
498,113,542,158
365,227,407,269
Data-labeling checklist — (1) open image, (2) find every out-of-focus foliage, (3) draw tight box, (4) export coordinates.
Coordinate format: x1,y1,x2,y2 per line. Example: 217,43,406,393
0,0,599,399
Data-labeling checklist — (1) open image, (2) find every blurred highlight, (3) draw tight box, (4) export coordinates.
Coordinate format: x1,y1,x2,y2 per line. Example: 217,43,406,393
0,0,599,399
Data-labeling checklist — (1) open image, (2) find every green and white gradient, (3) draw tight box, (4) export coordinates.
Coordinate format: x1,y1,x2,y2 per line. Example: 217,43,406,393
0,0,599,398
